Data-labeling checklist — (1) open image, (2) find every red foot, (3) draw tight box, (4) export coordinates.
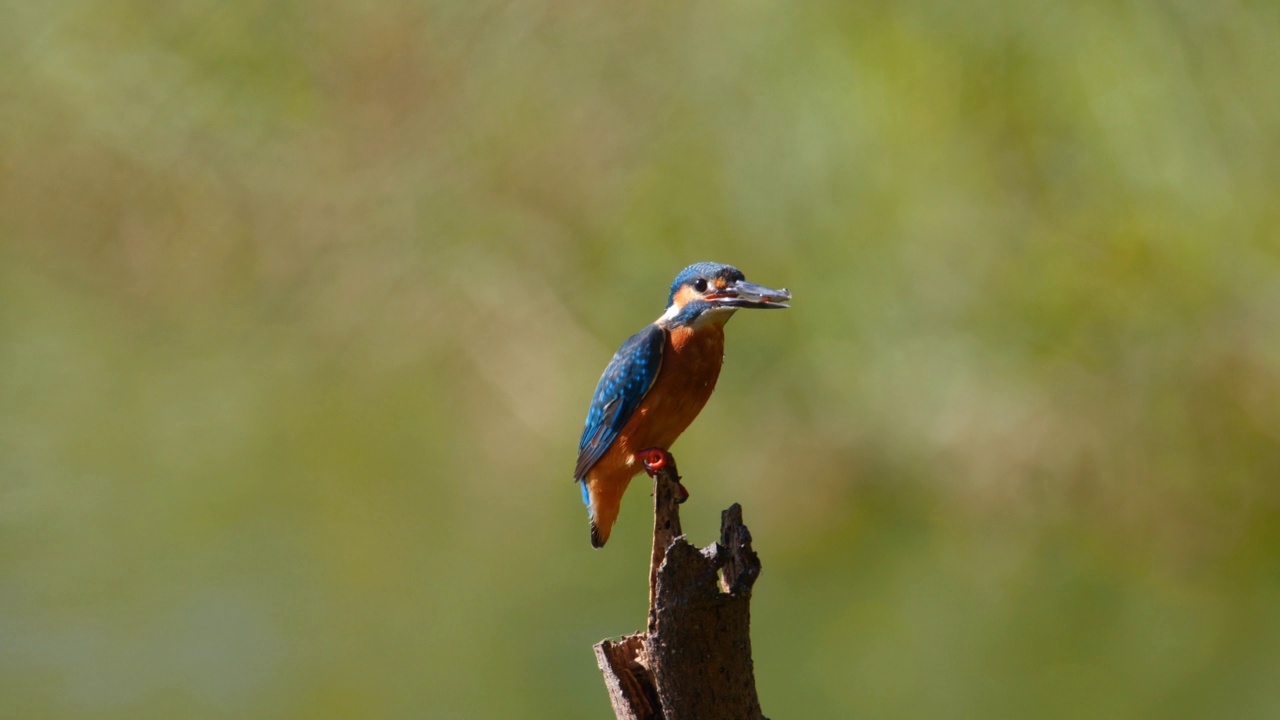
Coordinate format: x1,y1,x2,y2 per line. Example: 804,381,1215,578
637,448,689,504
674,482,689,504
637,448,673,475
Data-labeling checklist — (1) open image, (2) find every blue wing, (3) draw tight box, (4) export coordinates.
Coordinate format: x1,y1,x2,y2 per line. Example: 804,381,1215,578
574,324,666,482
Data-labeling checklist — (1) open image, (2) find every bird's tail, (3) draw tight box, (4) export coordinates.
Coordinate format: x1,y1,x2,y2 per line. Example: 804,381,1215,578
580,477,624,548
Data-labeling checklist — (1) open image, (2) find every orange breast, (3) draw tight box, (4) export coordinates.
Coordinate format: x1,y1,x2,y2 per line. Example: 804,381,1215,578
616,323,725,460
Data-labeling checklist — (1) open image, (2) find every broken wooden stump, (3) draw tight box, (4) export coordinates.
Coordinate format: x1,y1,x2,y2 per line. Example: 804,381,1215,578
594,454,766,720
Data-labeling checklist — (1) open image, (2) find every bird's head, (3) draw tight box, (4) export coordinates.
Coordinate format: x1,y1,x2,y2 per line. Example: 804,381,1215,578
660,262,791,327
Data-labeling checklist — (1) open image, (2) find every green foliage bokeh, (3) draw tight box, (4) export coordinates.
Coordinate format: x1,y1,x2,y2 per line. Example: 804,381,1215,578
2,2,1278,717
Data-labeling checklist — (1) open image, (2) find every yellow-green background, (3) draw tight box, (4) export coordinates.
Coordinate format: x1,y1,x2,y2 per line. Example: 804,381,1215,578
3,1,1278,718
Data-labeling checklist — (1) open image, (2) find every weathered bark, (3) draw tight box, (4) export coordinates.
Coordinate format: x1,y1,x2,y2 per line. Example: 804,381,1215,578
594,455,766,720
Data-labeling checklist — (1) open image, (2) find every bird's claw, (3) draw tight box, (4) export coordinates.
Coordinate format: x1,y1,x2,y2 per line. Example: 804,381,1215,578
638,448,672,474
638,448,689,503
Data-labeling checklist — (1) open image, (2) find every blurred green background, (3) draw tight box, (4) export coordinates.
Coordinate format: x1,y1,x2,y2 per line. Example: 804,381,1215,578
2,1,1279,717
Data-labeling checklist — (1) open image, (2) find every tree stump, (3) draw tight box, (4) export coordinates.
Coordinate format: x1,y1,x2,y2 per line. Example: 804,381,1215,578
593,453,766,720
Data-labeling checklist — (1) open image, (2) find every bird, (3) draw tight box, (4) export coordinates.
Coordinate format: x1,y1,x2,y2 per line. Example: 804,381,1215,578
574,261,791,548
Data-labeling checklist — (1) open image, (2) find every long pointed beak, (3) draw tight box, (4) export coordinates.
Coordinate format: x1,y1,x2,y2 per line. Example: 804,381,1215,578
708,279,792,309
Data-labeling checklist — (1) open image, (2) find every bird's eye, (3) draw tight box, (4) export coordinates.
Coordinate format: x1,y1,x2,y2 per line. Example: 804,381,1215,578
693,278,708,293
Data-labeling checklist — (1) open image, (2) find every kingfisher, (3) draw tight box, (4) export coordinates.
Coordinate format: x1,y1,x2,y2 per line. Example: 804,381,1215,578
574,261,791,548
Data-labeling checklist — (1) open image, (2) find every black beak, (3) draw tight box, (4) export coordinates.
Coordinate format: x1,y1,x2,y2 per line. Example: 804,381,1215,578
707,279,791,309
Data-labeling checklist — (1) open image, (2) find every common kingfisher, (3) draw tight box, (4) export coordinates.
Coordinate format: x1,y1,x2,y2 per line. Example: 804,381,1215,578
574,262,791,548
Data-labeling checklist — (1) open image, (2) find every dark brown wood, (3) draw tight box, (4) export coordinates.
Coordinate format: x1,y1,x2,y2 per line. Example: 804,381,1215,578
647,455,684,635
593,455,766,720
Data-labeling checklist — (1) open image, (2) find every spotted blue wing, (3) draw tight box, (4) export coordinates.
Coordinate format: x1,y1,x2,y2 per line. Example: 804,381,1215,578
574,324,666,482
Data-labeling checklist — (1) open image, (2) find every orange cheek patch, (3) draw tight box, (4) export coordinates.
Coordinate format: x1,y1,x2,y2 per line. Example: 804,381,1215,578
713,277,728,291
673,284,699,308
